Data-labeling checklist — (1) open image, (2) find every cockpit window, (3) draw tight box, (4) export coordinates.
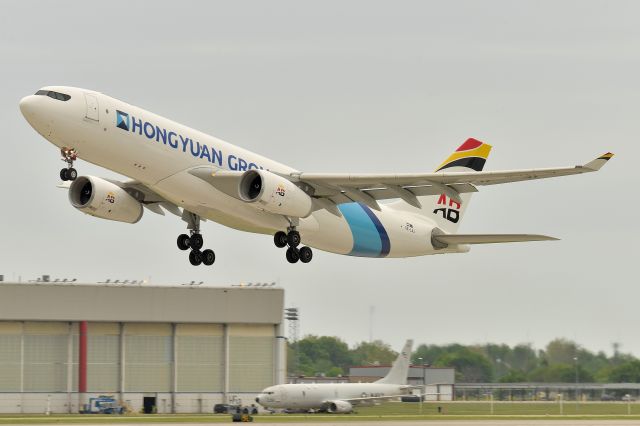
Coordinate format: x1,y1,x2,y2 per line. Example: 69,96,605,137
35,90,71,101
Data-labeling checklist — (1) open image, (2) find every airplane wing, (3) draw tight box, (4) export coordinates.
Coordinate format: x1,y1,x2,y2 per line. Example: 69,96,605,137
339,394,410,404
190,153,613,215
114,180,184,217
292,152,614,210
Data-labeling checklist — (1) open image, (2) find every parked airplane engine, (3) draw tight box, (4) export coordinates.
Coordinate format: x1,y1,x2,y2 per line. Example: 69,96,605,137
238,169,313,218
69,176,143,224
326,400,353,413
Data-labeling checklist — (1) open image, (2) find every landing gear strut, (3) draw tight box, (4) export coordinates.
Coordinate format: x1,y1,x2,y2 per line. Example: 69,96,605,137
274,227,313,264
59,147,78,181
178,211,215,266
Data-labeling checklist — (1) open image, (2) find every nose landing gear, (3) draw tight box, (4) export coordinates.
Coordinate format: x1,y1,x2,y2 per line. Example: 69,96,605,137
178,212,215,266
59,147,78,181
274,228,313,264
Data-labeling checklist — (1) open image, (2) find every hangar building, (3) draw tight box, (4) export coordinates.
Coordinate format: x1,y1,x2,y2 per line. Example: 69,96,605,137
0,281,285,414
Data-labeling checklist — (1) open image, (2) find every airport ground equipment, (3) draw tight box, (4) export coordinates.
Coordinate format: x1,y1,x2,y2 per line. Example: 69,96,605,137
81,396,124,414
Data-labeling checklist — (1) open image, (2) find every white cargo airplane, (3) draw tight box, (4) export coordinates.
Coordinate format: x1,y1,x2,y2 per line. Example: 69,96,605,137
256,340,414,413
19,86,613,266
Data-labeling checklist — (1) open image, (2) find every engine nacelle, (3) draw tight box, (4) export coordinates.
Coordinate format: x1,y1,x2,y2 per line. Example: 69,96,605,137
238,170,313,218
69,176,143,224
326,400,353,413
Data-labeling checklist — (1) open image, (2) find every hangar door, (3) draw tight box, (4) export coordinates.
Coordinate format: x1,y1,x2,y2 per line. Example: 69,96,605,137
176,324,224,392
228,324,275,392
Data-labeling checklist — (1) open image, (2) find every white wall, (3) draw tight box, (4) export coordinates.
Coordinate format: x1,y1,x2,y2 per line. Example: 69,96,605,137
424,384,454,401
0,392,264,414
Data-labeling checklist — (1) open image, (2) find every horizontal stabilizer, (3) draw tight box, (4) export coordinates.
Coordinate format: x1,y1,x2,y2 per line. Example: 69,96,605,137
433,233,558,247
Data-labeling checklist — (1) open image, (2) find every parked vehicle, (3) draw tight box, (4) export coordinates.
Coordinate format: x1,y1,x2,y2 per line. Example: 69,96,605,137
214,404,239,414
81,396,124,414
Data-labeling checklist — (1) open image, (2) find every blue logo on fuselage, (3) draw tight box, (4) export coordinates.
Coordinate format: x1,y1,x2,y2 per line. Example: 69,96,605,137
116,110,129,131
115,110,262,171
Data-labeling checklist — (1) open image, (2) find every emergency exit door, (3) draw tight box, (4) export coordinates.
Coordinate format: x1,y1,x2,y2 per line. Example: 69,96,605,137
85,93,99,121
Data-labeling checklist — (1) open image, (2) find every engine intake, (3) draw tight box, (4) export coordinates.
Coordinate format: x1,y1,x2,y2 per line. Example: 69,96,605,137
238,170,313,218
69,176,143,224
326,400,353,413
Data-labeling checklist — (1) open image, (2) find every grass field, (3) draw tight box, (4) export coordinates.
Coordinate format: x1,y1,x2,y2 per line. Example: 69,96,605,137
356,401,640,416
1,402,640,423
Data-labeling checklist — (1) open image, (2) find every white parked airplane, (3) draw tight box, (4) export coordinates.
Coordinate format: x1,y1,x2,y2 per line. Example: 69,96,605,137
256,340,414,413
19,86,613,266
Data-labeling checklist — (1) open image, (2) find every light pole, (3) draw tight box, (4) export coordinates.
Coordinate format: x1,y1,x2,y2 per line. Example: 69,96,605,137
573,356,579,411
417,357,424,415
285,308,299,377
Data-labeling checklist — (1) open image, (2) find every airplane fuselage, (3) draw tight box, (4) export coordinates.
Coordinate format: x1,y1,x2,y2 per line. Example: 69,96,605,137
256,383,408,411
20,86,467,258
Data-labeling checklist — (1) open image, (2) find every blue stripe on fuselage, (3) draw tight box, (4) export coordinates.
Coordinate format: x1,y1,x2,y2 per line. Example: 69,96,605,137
338,202,391,257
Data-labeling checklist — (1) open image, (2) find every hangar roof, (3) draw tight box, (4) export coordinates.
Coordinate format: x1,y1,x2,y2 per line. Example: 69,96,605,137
0,282,284,324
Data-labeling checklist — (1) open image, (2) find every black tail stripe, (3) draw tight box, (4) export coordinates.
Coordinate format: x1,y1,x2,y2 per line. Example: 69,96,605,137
437,157,487,172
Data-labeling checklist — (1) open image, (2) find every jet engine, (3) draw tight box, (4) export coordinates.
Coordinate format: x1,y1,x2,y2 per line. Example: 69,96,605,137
68,176,143,224
325,400,353,413
238,170,313,218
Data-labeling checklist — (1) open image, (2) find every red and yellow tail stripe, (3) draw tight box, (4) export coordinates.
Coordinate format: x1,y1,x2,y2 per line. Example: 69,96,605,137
435,138,492,172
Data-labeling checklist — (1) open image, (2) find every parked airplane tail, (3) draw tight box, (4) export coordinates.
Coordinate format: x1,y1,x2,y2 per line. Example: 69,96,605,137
375,339,413,385
419,138,492,233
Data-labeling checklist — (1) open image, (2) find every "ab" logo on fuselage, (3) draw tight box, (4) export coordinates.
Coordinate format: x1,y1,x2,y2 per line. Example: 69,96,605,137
433,194,461,223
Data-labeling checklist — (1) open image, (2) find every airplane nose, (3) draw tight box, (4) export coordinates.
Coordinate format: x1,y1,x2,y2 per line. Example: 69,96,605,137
19,95,51,136
19,96,36,118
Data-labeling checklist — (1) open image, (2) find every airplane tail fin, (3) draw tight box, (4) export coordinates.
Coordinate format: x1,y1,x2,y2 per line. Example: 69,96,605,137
375,339,413,385
419,138,492,233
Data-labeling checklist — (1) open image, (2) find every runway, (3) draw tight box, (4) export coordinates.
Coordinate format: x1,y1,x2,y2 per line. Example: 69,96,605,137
3,420,640,426
126,422,639,426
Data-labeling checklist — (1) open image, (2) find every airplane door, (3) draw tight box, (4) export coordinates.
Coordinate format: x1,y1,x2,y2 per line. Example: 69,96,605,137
85,93,99,121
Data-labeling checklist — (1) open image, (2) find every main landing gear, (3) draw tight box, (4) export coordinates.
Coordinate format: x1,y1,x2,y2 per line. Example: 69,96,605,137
274,228,313,264
59,147,78,181
177,212,215,266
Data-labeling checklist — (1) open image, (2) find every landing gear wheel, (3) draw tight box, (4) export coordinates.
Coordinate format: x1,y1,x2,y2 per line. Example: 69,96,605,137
287,230,301,247
189,250,203,266
274,231,288,248
67,168,77,181
202,249,215,266
189,233,203,250
60,147,78,181
286,247,300,264
299,246,313,263
177,234,190,250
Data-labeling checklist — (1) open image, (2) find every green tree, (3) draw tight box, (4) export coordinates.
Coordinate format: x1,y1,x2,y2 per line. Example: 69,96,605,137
544,338,578,365
510,344,539,372
498,370,528,383
609,360,640,382
350,340,397,366
412,343,466,366
435,348,494,382
293,335,352,376
528,364,594,382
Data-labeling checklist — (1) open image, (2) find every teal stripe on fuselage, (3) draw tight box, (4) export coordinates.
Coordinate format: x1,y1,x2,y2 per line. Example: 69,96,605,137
338,202,388,257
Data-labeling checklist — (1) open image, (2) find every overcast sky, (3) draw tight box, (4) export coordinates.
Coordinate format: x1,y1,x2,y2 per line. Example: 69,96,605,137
1,1,638,358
